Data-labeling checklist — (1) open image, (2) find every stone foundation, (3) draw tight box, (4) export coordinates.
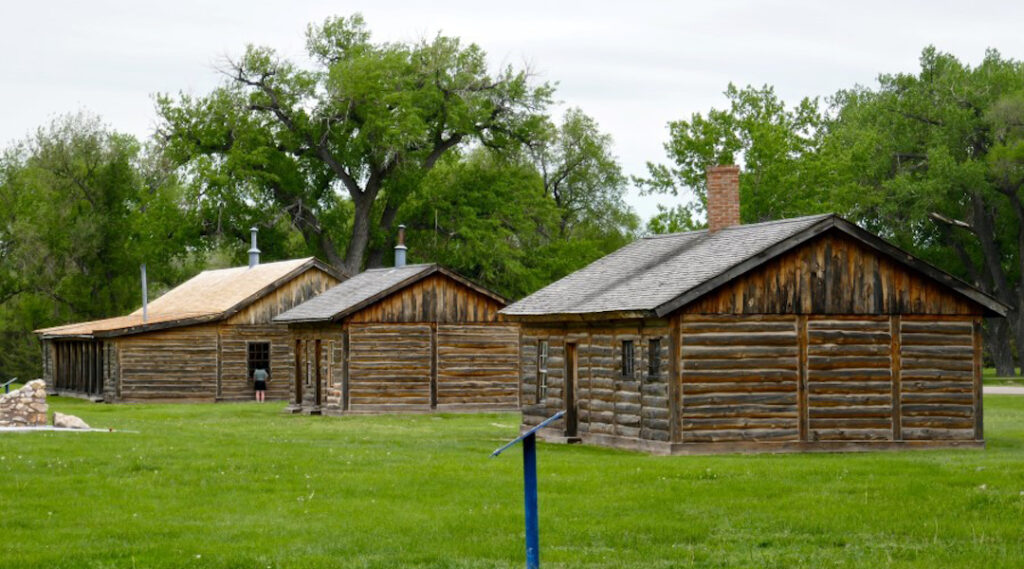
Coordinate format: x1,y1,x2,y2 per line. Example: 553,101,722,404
0,380,48,427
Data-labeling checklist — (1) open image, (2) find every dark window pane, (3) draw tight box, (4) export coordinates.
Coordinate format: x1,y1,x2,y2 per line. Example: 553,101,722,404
248,342,271,379
648,338,661,378
622,340,634,377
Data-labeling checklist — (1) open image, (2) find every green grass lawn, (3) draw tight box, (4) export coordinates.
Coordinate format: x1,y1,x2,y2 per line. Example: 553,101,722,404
2,398,1024,568
983,368,1024,386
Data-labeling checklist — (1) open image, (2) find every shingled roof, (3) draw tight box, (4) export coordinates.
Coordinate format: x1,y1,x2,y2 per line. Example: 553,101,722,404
275,263,507,324
501,213,1007,320
37,257,342,338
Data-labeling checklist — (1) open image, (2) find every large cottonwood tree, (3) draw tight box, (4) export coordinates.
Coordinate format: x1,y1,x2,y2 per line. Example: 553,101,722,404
157,14,553,275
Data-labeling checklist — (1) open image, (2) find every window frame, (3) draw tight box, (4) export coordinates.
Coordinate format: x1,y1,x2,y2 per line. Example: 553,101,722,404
247,341,271,381
536,339,549,403
647,337,661,380
621,339,635,378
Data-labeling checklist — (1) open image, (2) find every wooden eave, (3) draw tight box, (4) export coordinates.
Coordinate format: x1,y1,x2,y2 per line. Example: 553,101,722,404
91,313,224,338
499,310,655,324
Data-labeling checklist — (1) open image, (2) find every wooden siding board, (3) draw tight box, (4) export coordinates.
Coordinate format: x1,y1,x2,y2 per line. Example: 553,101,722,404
116,325,219,401
349,273,505,324
805,318,893,441
683,233,980,316
899,317,976,441
226,268,339,325
680,315,799,443
348,323,432,408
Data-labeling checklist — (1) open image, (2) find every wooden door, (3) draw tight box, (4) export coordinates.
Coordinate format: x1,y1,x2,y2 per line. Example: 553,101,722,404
293,339,303,405
313,339,323,410
565,343,578,438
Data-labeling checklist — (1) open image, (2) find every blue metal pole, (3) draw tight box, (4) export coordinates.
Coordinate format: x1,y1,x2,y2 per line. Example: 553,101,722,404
523,433,539,569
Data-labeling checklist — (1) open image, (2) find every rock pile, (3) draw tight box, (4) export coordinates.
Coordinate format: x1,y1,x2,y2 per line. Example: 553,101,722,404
53,412,90,430
0,380,48,427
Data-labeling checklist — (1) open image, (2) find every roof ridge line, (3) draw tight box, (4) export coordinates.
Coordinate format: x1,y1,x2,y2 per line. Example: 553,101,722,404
643,212,835,240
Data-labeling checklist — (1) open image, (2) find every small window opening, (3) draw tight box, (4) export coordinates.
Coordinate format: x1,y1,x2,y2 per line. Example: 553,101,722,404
248,342,271,380
621,340,635,378
537,340,549,403
648,338,661,379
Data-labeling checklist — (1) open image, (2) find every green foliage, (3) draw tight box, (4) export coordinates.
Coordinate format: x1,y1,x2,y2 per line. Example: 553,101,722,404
400,147,636,299
394,108,638,299
158,13,554,275
821,47,1024,373
0,113,204,379
399,151,558,298
644,48,1024,373
530,108,636,239
645,203,702,234
639,84,830,225
3,397,1024,567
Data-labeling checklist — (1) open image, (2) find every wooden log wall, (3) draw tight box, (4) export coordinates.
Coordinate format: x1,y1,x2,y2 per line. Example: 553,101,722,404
117,325,219,401
520,324,672,442
899,318,976,440
292,327,345,412
41,340,53,387
348,323,433,409
348,274,505,324
806,318,893,441
435,324,519,409
519,328,563,428
585,331,638,439
683,231,978,316
217,324,295,402
680,316,800,443
104,341,119,402
226,268,340,325
325,337,344,412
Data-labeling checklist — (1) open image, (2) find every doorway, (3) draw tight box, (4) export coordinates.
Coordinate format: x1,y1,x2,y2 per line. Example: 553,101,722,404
565,343,579,440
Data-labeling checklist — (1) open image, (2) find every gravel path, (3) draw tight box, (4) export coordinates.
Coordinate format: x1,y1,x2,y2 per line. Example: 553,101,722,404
985,386,1024,395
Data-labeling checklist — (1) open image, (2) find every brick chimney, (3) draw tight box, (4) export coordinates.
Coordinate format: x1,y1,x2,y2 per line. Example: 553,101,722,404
706,165,740,232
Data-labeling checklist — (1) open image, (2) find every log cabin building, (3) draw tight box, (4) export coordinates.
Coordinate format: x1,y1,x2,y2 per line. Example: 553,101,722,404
500,166,1008,454
36,250,343,402
274,256,519,415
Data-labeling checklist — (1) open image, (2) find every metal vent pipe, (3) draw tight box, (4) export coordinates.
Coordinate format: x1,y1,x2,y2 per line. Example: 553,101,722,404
248,226,261,268
395,224,407,267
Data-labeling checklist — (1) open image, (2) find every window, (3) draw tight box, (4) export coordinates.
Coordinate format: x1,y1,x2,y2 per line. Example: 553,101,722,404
247,342,271,380
648,338,661,379
621,340,635,378
328,341,336,387
537,340,549,403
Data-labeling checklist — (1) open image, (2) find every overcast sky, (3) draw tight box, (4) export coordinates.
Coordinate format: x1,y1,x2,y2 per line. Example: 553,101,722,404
3,1,1024,220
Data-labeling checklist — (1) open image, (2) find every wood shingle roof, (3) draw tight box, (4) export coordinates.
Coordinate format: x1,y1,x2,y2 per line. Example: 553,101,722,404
274,264,507,324
500,214,1007,320
37,257,340,338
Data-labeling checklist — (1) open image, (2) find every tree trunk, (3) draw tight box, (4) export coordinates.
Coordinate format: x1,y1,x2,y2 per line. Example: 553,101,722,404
365,195,403,269
970,192,1019,375
343,193,375,276
316,231,346,273
985,318,1017,376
